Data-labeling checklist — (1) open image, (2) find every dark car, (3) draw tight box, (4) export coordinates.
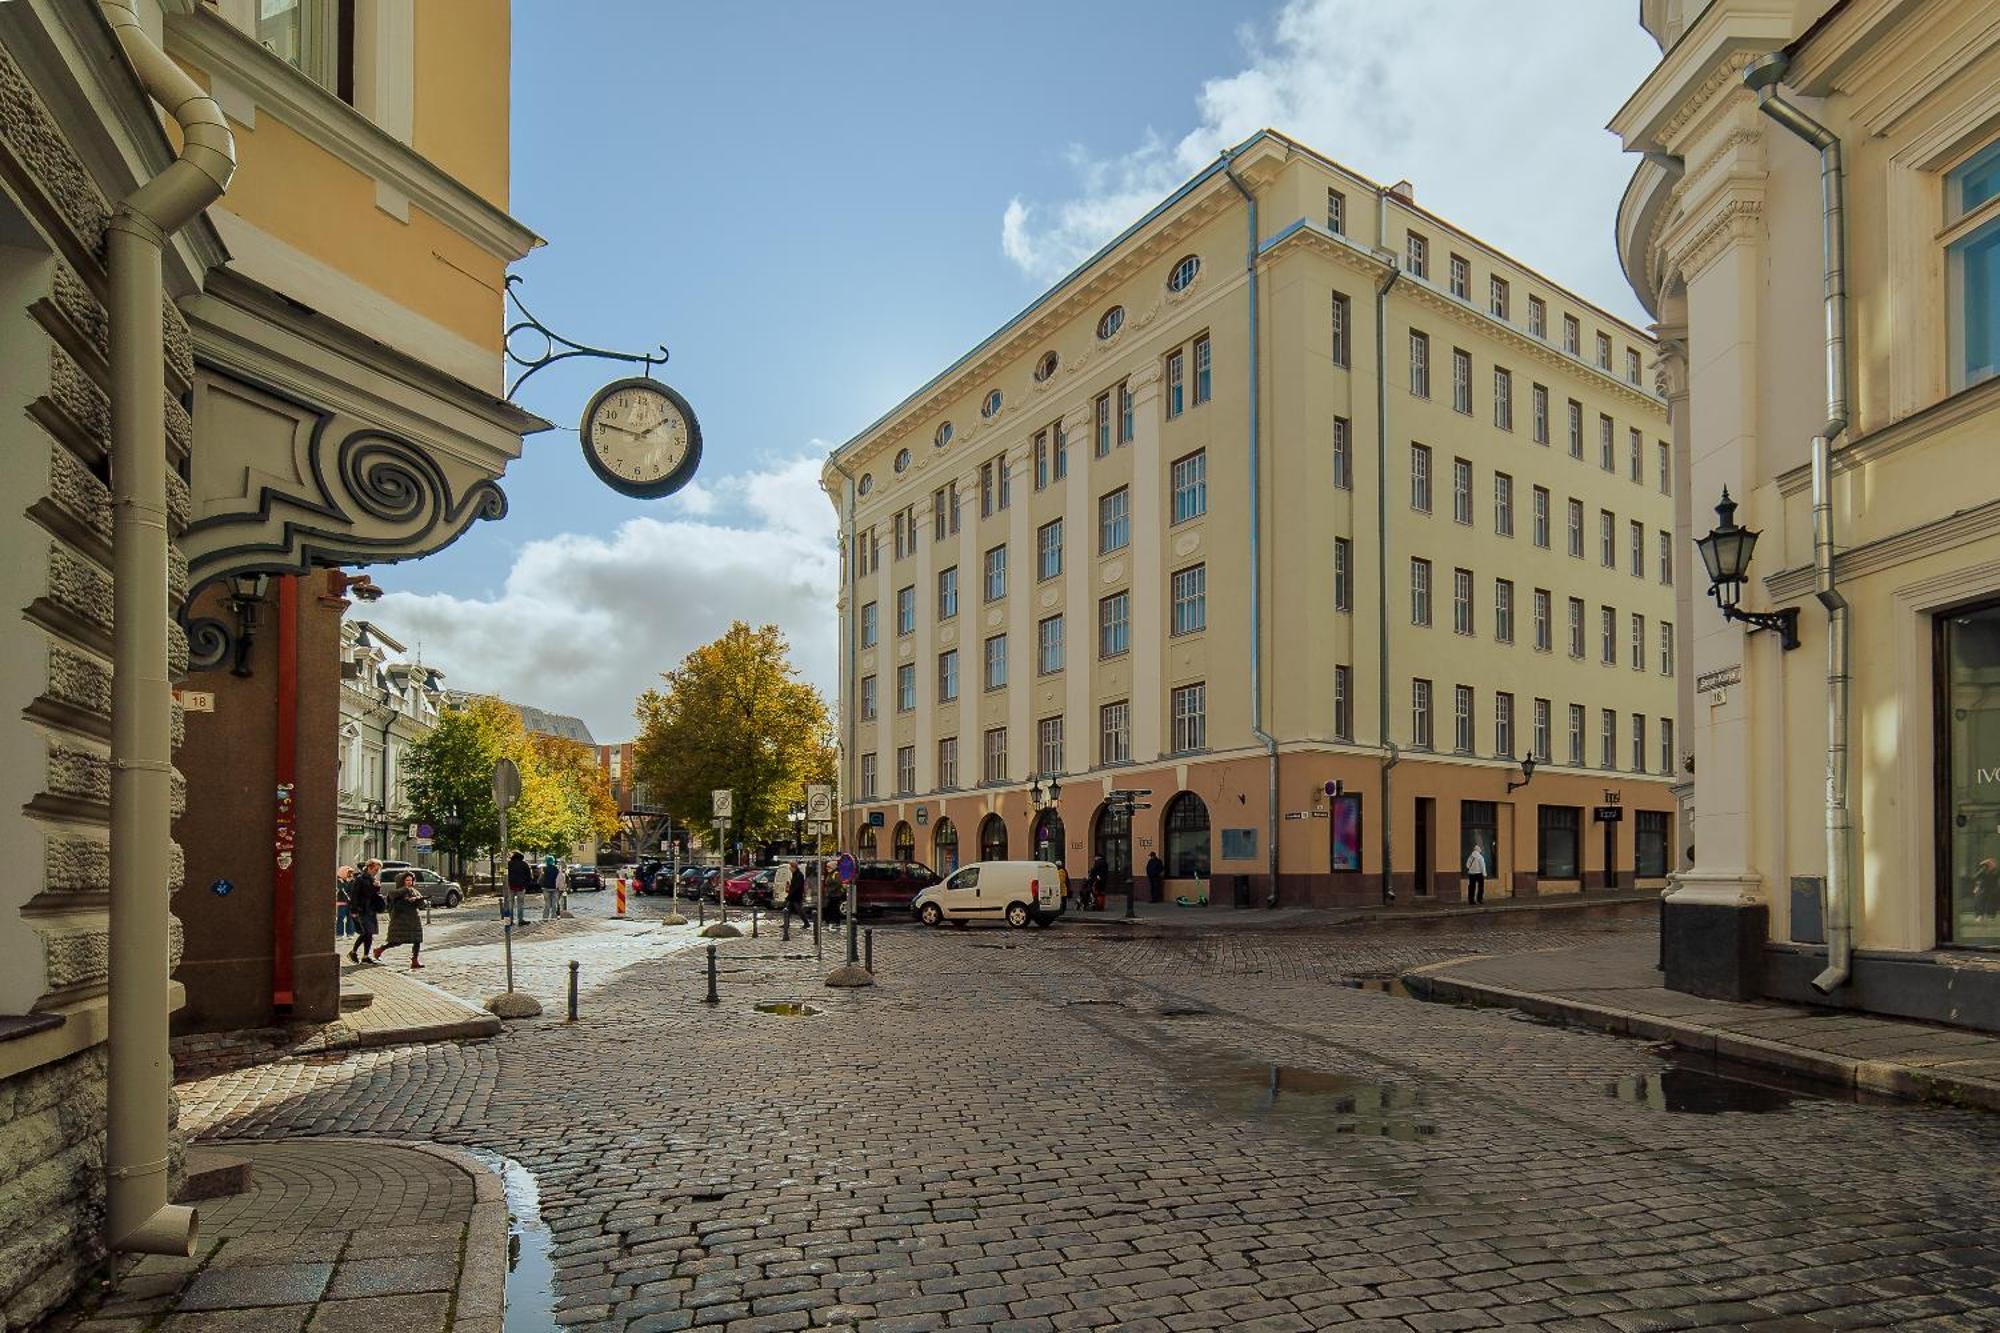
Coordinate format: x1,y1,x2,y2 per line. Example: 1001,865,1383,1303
566,864,602,891
853,859,939,917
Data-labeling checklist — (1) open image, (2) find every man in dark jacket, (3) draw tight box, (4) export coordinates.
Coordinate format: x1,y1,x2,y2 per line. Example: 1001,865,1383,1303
1145,851,1166,903
1086,854,1108,911
784,861,807,925
506,851,532,921
347,860,383,963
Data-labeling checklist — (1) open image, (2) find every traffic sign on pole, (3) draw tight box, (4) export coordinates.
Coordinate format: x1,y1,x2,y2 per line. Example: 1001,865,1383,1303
712,789,734,820
491,758,521,811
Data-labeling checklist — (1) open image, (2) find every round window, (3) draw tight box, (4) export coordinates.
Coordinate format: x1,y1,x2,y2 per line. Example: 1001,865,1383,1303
857,473,873,496
981,389,1003,419
1167,254,1201,292
1034,350,1059,382
1096,306,1125,340
934,421,954,449
894,448,911,474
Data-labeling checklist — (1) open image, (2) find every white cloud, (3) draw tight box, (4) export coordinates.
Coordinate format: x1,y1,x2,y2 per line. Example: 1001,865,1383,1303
999,0,1657,321
370,452,839,742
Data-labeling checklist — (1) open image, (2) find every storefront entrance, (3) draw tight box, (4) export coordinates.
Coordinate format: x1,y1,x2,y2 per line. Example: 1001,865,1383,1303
1937,599,2000,949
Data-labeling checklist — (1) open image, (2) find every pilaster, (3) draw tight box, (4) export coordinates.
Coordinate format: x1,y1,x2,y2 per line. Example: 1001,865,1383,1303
1125,364,1165,760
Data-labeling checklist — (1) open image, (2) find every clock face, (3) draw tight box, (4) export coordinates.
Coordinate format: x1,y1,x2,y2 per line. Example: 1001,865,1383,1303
580,377,703,499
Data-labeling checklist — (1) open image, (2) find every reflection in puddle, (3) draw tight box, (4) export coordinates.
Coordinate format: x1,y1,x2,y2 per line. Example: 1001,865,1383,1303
753,1001,822,1017
1194,1062,1436,1140
463,1148,555,1333
1610,1064,1805,1114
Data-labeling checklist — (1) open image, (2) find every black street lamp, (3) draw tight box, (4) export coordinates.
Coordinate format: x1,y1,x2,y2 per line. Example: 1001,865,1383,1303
1694,488,1801,650
1506,755,1537,794
1028,773,1062,808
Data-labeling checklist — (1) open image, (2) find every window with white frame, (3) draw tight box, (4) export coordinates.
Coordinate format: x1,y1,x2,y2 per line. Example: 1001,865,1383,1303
1494,472,1514,536
1533,486,1550,548
1406,231,1429,278
1098,487,1130,554
983,727,1007,783
1334,665,1353,741
1599,510,1616,567
1631,612,1646,671
1454,684,1474,752
1496,692,1515,758
1659,530,1673,585
1532,698,1551,762
1412,678,1434,749
1568,598,1585,658
1946,139,2000,389
1326,187,1346,234
1450,253,1470,299
1037,716,1064,775
896,585,915,636
1632,714,1647,772
1334,537,1352,612
1452,567,1474,635
860,752,877,799
1165,346,1185,419
1411,443,1433,512
896,663,915,712
1094,391,1112,458
1490,275,1510,320
1599,413,1615,471
1495,578,1514,643
1330,291,1351,367
1171,564,1206,636
1100,700,1130,765
1099,591,1129,658
1630,520,1645,577
1037,519,1063,581
1332,417,1352,489
1661,717,1676,776
938,566,958,619
1562,313,1580,355
1453,456,1473,523
1411,558,1433,626
1661,622,1676,676
1629,427,1644,482
1568,703,1585,765
1037,614,1064,675
1601,708,1617,769
1171,450,1207,523
1601,605,1617,664
1171,682,1207,753
983,634,1007,690
984,545,1007,601
1658,440,1671,494
1529,295,1548,339
938,736,958,788
1532,384,1549,443
1595,331,1613,370
1567,399,1583,458
1193,334,1211,405
860,675,877,721
1626,347,1643,385
897,745,915,794
938,648,959,702
1567,498,1584,557
1410,330,1431,397
1452,347,1472,413
1494,366,1513,430
1533,588,1552,651
861,601,878,648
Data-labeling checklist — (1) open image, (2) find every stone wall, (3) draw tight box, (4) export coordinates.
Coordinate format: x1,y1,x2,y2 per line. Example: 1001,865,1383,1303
0,1044,108,1331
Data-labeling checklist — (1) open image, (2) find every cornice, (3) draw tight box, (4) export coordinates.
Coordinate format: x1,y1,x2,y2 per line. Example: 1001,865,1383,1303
1666,195,1763,284
1766,496,2000,601
1610,4,1791,153
163,8,541,262
1774,374,2000,497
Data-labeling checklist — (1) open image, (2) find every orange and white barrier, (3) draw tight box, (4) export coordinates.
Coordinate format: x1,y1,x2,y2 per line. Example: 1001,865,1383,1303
615,877,627,916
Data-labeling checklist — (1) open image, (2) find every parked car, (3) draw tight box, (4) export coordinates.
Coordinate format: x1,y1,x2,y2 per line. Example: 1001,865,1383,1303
722,866,782,907
852,859,940,917
566,864,602,891
394,866,463,909
913,861,1063,928
721,866,755,905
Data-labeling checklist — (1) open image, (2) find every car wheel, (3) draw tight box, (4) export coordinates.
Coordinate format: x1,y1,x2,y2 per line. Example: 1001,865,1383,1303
1005,902,1031,928
919,902,943,927
445,889,463,908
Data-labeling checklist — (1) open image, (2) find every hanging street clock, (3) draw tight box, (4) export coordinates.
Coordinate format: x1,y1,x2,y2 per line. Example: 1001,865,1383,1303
578,376,703,500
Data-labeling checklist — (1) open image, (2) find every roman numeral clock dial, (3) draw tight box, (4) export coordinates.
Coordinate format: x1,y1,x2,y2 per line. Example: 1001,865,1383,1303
579,377,703,499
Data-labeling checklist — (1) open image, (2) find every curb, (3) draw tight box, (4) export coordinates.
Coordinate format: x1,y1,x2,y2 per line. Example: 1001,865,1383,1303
1402,967,2000,1113
1064,892,1660,932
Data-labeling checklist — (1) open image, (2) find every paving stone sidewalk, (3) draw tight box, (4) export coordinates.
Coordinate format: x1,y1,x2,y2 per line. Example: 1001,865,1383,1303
1405,931,2000,1110
48,1139,507,1333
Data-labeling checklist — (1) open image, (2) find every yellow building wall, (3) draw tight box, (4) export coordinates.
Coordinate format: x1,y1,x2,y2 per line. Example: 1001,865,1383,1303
413,0,511,209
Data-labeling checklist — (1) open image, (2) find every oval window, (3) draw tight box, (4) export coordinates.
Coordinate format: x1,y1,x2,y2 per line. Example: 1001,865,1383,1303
1034,350,1059,382
1096,306,1125,340
857,473,873,496
894,448,911,474
981,389,1003,419
934,421,954,449
1167,254,1201,292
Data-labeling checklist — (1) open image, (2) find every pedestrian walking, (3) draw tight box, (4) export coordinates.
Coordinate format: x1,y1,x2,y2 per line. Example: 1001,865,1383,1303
784,861,807,925
347,859,383,963
336,864,355,939
541,854,561,921
373,871,425,969
506,850,533,922
1087,853,1108,912
1464,843,1488,905
1145,851,1165,905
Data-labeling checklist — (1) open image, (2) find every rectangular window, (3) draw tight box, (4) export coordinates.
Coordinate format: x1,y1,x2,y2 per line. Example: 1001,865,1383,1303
1496,692,1515,759
1406,231,1428,278
998,457,1012,510
1599,510,1616,567
1628,427,1644,482
1532,384,1549,444
1631,612,1646,671
1171,450,1207,523
1452,567,1474,636
1630,520,1645,578
1494,472,1514,536
1449,253,1470,299
1568,703,1585,765
1595,331,1613,371
932,487,947,541
1166,347,1185,419
1539,805,1580,879
1659,530,1673,586
1037,614,1064,675
1330,291,1351,367
1533,588,1552,652
896,664,915,713
1094,391,1112,457
1454,684,1474,753
1452,347,1472,414
1660,622,1676,677
1452,457,1473,524
938,649,959,703
984,545,1007,602
1568,598,1585,658
1334,537,1352,612
1600,605,1616,665
1529,295,1548,339
1657,441,1671,494
1411,557,1433,626
1493,367,1513,430
1037,519,1063,581
1332,417,1352,489
980,461,994,518
857,673,880,722
1053,421,1068,481
1567,399,1584,459
1037,716,1064,776
983,727,1007,784
1626,347,1643,385
1601,708,1617,769
1098,591,1129,658
1632,714,1647,772
1034,430,1049,492
1533,486,1551,548
1412,678,1434,749
1098,487,1130,554
860,752,877,800
897,745,915,794
1334,665,1353,741
1171,564,1207,636
1567,498,1584,557
983,634,1007,691
1171,682,1207,753
1661,717,1675,776
1947,141,2000,388
1100,700,1130,765
1326,187,1346,234
1119,380,1134,444
861,602,878,649
1409,330,1431,397
1562,313,1581,356
1411,443,1432,512
891,587,914,639
937,566,958,620
1599,414,1615,471
1193,334,1212,406
1490,275,1510,320
1494,578,1514,643
937,736,958,789
1532,698,1551,762
1637,808,1669,877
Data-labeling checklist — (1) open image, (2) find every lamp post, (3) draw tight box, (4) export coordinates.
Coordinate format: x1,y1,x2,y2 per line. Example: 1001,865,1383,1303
1694,489,1801,650
1506,755,1537,794
223,572,270,677
1028,773,1062,859
788,801,806,855
442,811,463,883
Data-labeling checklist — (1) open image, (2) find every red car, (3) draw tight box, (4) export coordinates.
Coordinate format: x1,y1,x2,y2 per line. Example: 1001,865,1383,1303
721,867,780,907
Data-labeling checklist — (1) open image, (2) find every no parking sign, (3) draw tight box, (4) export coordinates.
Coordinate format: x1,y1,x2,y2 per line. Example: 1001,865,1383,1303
835,852,858,884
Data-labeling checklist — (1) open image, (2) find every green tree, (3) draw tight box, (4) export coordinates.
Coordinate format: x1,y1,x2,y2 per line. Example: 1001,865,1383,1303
405,699,509,869
633,622,835,853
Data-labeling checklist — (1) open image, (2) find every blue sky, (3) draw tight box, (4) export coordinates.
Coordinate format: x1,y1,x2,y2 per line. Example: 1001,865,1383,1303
373,0,1663,741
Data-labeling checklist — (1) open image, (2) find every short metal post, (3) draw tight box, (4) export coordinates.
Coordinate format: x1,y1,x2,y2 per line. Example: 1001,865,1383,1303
752,906,759,939
704,944,719,1005
567,959,579,1021
782,909,790,942
864,928,873,975
503,920,514,995
699,897,706,925
813,876,822,958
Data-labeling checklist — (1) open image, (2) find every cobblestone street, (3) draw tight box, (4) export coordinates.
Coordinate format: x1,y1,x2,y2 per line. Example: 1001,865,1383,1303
175,897,2000,1332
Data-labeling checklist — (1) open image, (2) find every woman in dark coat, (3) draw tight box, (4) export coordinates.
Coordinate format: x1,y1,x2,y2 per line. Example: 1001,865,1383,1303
374,871,425,969
506,850,533,919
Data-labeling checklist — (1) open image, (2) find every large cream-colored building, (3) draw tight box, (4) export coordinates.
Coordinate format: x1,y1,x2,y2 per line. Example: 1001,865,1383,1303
825,130,1679,908
1615,0,2000,1025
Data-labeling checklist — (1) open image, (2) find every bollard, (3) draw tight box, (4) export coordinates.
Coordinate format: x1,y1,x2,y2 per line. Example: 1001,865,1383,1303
567,959,579,1021
782,909,791,942
704,944,719,1005
699,897,706,925
752,905,759,939
864,928,873,975
503,920,514,995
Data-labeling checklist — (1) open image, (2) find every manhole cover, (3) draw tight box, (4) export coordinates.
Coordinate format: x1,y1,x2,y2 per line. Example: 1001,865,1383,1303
753,1001,822,1017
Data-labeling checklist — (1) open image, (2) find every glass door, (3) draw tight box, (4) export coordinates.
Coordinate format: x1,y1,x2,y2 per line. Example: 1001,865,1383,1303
1940,600,2000,948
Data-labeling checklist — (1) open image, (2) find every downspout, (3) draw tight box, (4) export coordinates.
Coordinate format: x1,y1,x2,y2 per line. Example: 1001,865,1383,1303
1221,154,1280,906
1745,53,1852,994
100,0,236,1256
1373,189,1403,903
272,577,297,1009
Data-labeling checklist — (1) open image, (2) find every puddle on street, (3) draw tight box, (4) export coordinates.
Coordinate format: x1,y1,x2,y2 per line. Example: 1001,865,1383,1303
1609,1058,1818,1114
1337,976,1413,998
462,1148,555,1333
753,1001,822,1017
1187,1060,1435,1140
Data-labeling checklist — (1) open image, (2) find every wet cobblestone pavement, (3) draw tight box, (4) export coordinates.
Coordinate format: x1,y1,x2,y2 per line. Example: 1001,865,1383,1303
176,896,2000,1331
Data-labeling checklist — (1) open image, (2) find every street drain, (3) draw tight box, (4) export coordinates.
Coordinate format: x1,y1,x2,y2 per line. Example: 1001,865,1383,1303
754,1001,821,1017
1337,976,1412,998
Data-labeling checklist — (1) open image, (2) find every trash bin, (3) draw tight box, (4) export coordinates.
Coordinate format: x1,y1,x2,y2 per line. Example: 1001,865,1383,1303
1233,874,1251,908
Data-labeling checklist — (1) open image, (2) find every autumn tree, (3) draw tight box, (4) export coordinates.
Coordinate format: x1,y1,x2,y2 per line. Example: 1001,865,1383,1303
529,732,620,850
633,622,835,851
408,695,618,866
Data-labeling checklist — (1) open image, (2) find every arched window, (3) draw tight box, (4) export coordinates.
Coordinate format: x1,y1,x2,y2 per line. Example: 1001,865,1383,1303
892,821,915,862
1167,254,1201,292
978,813,1008,861
1031,809,1065,867
1096,306,1125,340
932,817,959,873
1091,801,1131,883
1162,792,1210,878
856,823,878,856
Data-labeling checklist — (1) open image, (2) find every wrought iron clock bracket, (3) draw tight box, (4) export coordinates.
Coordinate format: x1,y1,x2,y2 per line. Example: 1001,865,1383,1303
503,274,672,402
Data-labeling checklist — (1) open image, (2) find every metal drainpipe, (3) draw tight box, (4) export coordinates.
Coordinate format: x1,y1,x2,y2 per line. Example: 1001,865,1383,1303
1745,53,1852,994
99,0,235,1256
1221,154,1280,906
1373,189,1403,904
826,455,858,842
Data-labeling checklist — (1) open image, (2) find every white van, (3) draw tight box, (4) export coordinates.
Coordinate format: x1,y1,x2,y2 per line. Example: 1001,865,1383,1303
912,860,1066,928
